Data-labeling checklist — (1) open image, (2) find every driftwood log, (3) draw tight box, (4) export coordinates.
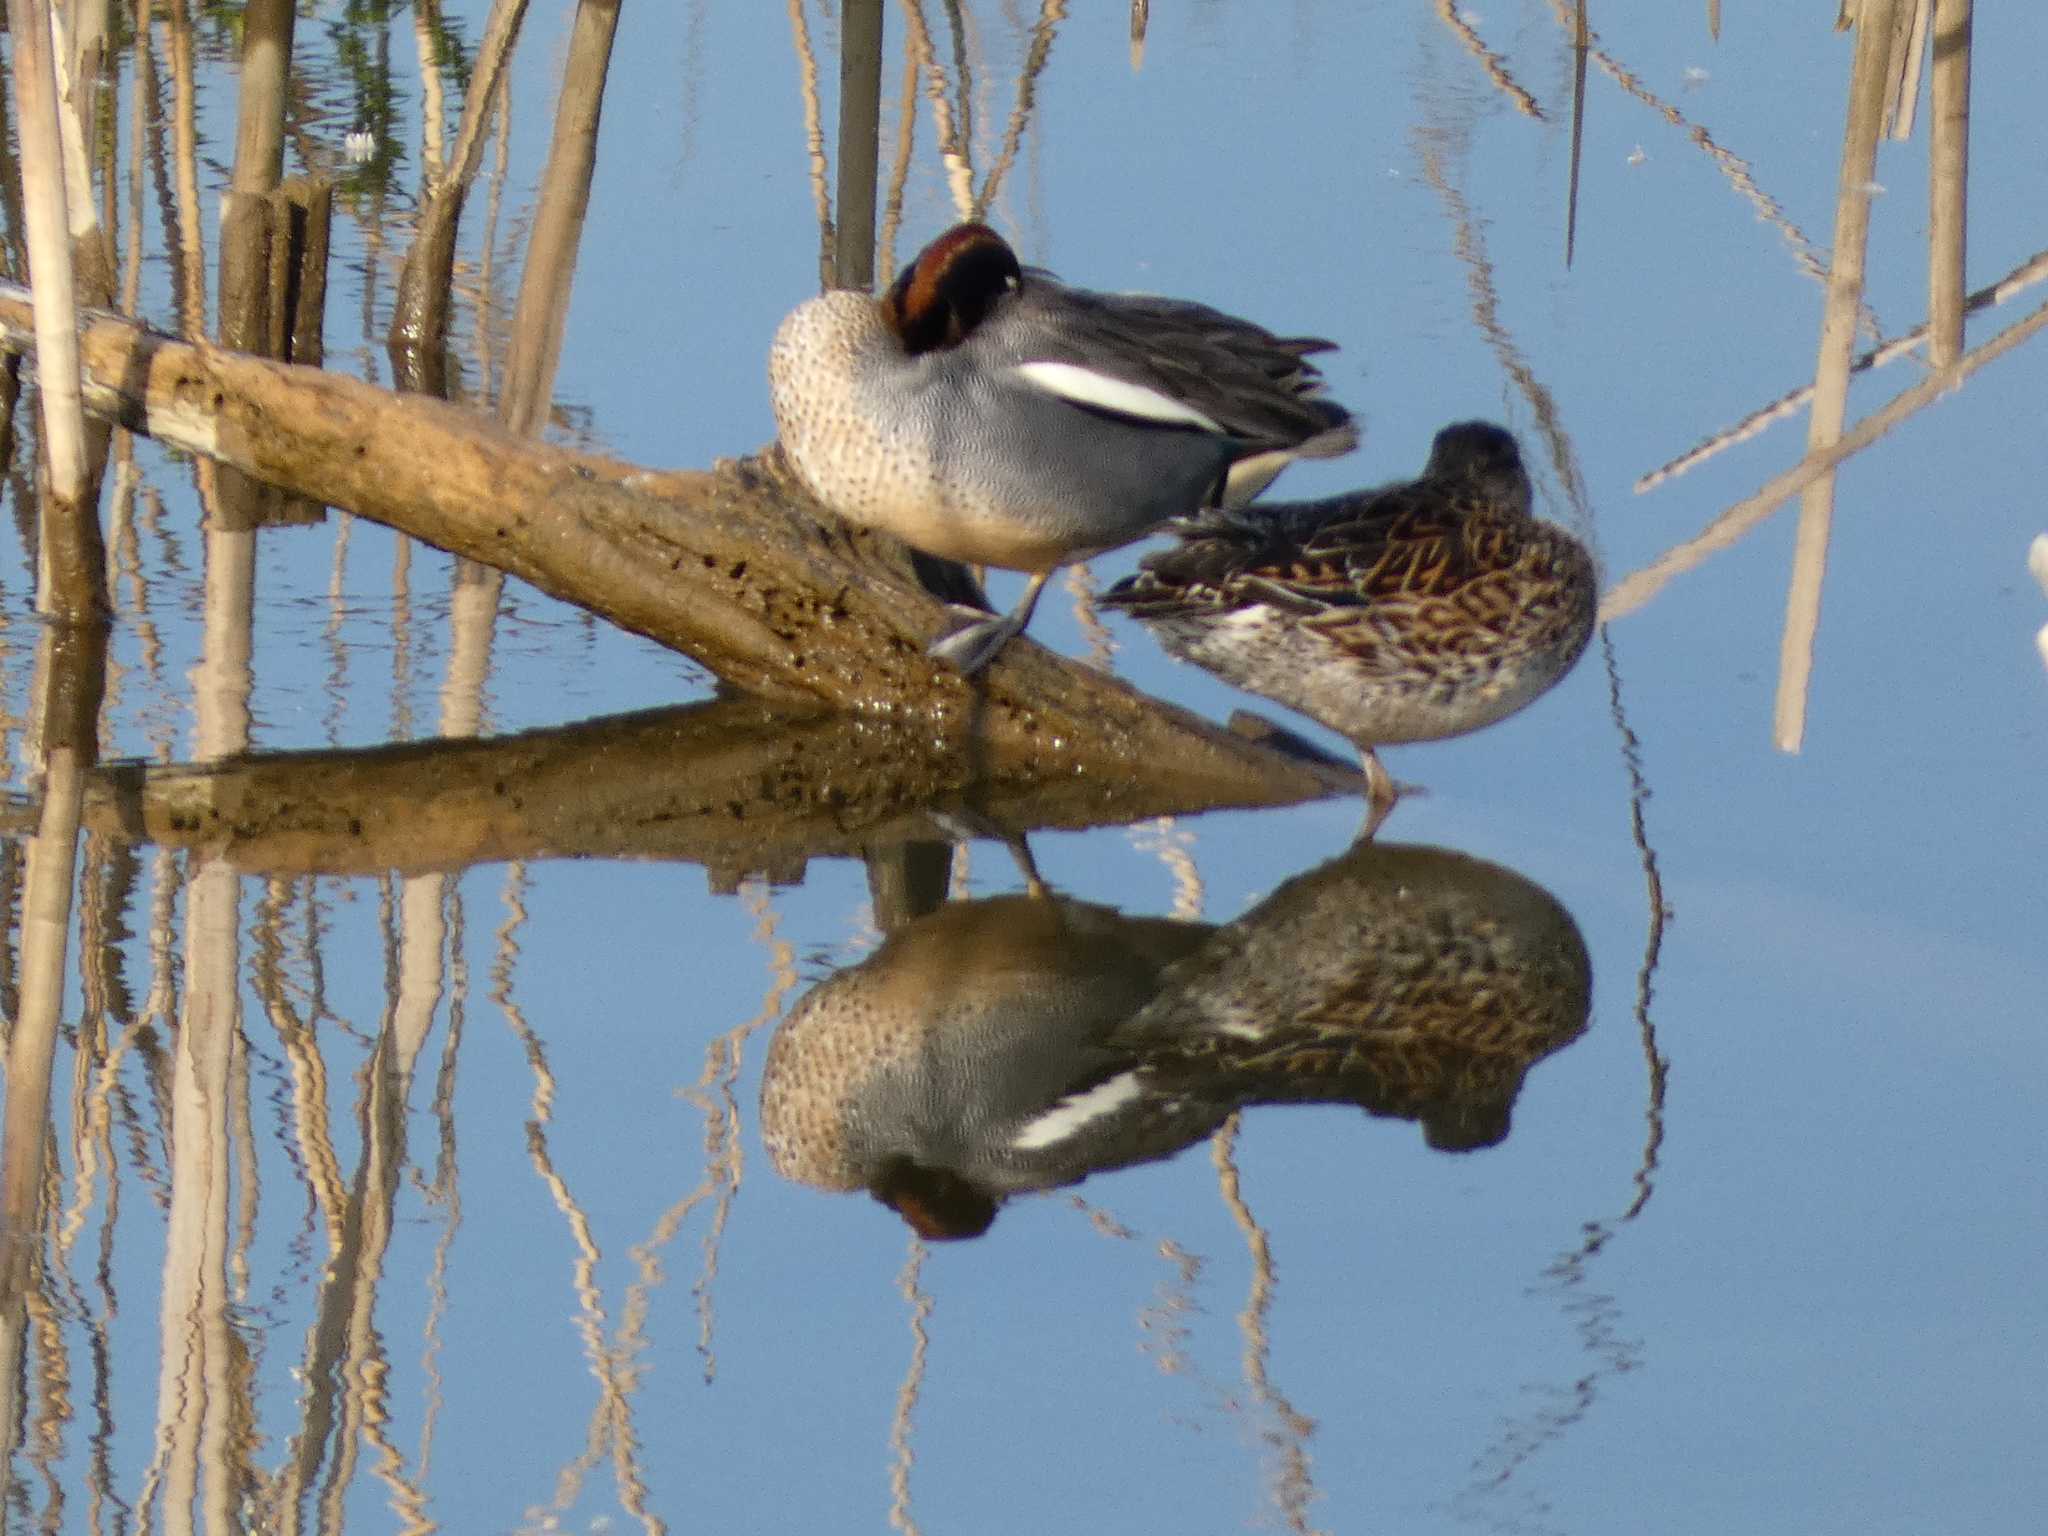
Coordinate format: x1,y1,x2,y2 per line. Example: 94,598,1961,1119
0,283,1359,863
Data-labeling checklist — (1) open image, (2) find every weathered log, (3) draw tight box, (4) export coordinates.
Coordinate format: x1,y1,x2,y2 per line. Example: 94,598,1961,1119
0,281,1356,800
0,697,1354,882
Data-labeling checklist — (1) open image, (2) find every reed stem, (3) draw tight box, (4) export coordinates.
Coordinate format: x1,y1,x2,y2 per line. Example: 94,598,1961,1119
1774,0,1897,754
1928,0,1972,369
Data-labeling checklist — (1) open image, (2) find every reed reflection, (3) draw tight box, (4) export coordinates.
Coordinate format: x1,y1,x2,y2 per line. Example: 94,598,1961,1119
761,838,1592,1239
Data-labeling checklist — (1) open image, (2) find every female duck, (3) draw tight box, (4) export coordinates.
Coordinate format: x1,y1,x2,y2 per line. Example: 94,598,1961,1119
1101,421,1597,829
769,224,1358,673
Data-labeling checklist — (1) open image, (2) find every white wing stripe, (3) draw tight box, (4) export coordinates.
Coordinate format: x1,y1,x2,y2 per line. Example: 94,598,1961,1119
1010,1070,1144,1149
1013,361,1224,433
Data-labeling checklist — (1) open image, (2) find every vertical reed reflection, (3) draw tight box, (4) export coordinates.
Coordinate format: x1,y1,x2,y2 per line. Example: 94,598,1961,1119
971,0,1063,224
497,862,657,1532
887,1240,930,1536
877,53,920,284
1458,632,1673,1519
413,887,467,1490
1539,0,1841,301
143,451,255,1526
687,879,790,1381
902,0,974,218
0,619,105,1532
413,0,450,185
1416,126,1594,544
162,0,206,334
788,0,836,285
1211,1118,1322,1536
1125,817,1204,922
1135,1239,1203,1380
1061,563,1114,671
1431,0,1544,120
251,877,346,1261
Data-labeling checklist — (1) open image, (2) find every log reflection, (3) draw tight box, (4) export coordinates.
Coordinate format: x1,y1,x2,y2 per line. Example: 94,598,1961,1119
8,694,1349,882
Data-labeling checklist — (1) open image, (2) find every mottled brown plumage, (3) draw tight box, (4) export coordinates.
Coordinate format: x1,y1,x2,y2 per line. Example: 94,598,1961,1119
1103,421,1597,826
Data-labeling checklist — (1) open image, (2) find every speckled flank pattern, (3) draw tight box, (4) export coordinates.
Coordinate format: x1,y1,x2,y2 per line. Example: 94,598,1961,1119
758,967,923,1191
768,293,938,535
1104,424,1597,749
1144,518,1595,744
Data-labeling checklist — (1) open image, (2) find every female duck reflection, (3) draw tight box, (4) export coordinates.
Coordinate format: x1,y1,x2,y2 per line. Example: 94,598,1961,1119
760,842,1592,1240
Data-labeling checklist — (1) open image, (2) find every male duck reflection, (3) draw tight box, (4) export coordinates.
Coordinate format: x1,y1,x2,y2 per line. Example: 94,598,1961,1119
1102,422,1597,830
769,223,1359,674
759,843,1590,1240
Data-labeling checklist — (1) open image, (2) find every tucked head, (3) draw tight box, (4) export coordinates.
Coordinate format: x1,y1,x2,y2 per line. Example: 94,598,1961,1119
880,223,1024,356
1423,420,1530,506
869,1156,1000,1240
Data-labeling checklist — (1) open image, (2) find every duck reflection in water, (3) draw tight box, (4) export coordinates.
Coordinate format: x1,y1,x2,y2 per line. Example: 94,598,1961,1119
759,841,1592,1240
1101,422,1597,834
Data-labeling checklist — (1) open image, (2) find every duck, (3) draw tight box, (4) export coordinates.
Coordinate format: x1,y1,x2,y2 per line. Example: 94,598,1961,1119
757,840,1591,1239
758,893,1222,1240
1100,420,1597,831
1114,839,1591,1154
768,223,1359,674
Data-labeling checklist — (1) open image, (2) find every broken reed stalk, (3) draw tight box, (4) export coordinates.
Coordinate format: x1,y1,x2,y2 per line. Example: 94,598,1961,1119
1775,0,1898,755
1882,0,1930,138
216,0,297,527
1928,0,1971,369
217,0,294,354
387,0,532,387
6,0,104,618
1601,290,2048,623
498,0,622,437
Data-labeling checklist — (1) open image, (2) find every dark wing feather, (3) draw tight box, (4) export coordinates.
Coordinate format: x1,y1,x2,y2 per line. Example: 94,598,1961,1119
1002,275,1352,449
1102,475,1516,619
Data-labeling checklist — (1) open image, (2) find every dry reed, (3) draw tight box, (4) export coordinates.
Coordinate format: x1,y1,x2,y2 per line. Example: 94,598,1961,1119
1928,0,1972,367
1775,0,1898,754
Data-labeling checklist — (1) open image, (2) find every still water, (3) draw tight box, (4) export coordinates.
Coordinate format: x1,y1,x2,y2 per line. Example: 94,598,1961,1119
0,3,2042,1532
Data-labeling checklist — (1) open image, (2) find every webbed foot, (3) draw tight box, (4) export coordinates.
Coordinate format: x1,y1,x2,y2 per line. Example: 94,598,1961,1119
928,607,1025,675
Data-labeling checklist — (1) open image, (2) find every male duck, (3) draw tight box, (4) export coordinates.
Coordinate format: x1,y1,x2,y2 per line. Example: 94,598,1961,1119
1101,421,1597,829
769,223,1359,674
